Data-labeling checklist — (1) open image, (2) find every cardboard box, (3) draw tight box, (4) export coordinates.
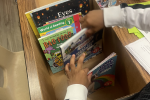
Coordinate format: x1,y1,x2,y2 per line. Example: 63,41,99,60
25,0,147,100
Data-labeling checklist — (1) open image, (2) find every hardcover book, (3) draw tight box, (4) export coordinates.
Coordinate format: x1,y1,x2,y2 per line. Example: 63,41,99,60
38,26,74,73
30,0,90,27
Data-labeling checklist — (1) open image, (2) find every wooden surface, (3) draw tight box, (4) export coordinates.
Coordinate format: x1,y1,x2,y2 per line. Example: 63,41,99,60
17,0,43,100
0,0,23,52
17,0,150,100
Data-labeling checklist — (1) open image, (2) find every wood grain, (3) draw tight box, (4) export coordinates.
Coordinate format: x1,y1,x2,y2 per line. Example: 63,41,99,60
0,0,23,52
17,0,43,100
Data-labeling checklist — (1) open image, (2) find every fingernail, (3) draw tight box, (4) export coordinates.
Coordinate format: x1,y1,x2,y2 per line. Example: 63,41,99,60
83,53,85,56
72,54,75,57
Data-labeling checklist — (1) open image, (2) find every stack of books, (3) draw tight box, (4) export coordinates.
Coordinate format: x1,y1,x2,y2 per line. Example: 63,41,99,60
25,0,104,73
25,0,117,93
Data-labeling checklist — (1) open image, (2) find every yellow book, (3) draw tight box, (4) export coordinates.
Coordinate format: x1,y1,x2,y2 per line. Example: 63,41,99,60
25,11,40,38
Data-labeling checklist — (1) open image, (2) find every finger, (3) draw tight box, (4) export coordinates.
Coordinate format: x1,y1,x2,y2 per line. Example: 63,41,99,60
85,29,94,36
70,54,76,70
77,53,85,70
88,73,92,84
65,63,71,78
79,17,85,24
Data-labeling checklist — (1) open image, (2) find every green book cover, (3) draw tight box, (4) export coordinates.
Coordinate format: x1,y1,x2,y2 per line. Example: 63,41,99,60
38,26,74,73
37,14,80,37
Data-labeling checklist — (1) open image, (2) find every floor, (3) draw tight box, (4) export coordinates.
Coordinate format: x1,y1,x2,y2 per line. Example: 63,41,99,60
0,0,23,87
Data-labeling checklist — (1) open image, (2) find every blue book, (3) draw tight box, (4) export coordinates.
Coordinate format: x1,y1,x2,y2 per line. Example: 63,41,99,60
88,52,117,94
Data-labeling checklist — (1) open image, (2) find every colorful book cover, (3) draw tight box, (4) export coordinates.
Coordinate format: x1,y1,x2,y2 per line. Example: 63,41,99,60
88,52,117,94
31,0,90,27
43,12,82,26
37,13,81,37
25,0,69,38
60,28,103,66
96,0,109,8
38,26,74,73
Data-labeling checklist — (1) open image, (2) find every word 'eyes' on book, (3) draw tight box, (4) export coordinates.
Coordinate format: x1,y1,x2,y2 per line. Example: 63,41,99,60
58,9,73,18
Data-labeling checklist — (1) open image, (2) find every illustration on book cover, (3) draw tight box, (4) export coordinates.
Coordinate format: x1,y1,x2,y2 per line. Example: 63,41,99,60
88,55,117,94
39,27,74,73
60,29,103,66
31,0,90,27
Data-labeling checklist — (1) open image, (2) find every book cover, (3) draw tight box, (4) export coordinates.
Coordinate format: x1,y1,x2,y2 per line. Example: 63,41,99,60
43,12,82,27
60,28,103,66
88,52,117,94
31,0,90,27
37,13,81,37
38,26,74,73
25,0,70,38
96,0,109,8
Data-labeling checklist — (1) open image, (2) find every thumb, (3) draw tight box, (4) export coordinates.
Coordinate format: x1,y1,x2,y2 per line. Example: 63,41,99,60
88,73,92,84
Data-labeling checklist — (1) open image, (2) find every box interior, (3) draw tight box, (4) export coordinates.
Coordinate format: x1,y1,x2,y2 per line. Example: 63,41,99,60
26,0,147,100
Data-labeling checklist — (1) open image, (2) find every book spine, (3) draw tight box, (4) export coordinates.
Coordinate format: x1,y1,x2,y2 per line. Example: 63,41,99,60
73,14,81,33
25,12,40,38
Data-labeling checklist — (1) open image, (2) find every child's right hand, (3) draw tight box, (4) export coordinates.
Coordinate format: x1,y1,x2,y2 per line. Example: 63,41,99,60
65,53,92,88
79,10,104,36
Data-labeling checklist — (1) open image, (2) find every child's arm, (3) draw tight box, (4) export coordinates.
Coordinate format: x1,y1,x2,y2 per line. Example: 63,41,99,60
80,3,150,35
64,53,92,100
104,3,150,31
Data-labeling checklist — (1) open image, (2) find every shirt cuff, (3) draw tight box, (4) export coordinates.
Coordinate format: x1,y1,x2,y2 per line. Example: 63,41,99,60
64,84,88,100
104,5,123,27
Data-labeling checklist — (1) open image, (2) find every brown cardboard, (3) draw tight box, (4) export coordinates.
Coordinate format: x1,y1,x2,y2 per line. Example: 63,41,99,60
25,0,147,100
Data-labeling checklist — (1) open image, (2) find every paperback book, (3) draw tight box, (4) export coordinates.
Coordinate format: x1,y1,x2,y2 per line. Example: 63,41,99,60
38,26,74,73
60,28,103,66
88,52,117,94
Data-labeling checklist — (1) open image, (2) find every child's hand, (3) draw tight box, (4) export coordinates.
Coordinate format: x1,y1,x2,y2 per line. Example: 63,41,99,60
79,10,104,36
65,53,92,88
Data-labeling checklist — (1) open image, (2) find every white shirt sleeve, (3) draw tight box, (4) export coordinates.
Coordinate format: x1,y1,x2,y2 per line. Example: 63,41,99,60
64,84,88,100
104,5,150,31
